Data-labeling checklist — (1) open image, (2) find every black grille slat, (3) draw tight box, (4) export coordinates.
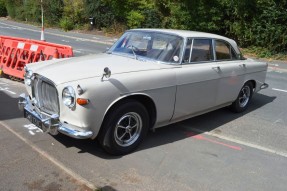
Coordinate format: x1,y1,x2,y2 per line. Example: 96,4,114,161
32,76,59,114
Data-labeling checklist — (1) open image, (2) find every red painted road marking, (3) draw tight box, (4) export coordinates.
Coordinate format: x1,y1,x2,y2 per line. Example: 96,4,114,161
185,132,242,151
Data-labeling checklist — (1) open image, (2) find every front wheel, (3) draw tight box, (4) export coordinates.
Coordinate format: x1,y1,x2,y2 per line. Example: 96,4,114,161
230,82,253,113
98,100,149,155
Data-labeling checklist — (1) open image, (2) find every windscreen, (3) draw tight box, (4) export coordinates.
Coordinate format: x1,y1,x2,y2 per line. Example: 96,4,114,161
109,31,184,63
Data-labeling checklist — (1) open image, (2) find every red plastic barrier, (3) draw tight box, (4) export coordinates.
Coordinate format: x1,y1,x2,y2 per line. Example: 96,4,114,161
0,35,73,79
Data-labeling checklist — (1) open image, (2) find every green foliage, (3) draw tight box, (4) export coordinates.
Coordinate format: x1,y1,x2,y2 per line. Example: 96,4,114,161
0,0,7,17
23,0,41,22
3,0,287,54
221,0,287,54
59,17,74,31
141,9,162,28
14,6,25,21
5,0,18,18
126,10,144,29
62,0,85,29
84,0,116,29
44,0,64,25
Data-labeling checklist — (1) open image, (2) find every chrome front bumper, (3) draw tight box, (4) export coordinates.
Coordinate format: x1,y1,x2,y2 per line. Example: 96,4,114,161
18,93,93,139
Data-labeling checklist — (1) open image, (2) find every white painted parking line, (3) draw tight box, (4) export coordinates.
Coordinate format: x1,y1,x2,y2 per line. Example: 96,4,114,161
0,86,16,95
0,121,97,190
181,125,287,158
61,39,70,43
24,124,43,135
272,88,287,93
269,63,279,67
73,49,83,53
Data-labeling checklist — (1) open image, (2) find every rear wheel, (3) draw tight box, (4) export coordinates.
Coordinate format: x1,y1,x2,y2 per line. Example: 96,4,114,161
98,100,149,155
230,82,253,113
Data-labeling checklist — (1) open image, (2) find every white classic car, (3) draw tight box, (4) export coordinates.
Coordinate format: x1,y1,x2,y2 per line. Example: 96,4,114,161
19,29,268,155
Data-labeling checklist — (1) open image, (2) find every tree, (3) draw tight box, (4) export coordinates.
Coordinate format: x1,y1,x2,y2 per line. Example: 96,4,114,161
0,0,7,17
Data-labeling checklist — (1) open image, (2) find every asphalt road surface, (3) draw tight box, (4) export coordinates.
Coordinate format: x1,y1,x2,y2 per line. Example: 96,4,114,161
1,18,287,191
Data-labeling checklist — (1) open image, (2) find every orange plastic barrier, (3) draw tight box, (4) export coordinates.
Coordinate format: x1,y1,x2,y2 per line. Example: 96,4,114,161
0,35,73,79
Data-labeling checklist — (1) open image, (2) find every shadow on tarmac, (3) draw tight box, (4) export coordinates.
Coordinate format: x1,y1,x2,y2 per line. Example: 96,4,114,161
0,91,23,121
51,92,276,159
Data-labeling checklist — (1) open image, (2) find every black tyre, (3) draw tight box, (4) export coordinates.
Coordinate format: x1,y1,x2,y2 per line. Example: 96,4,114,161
230,82,253,113
98,100,149,155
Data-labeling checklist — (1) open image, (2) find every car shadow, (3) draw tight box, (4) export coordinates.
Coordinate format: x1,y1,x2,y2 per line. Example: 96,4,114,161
138,93,276,151
52,92,276,159
0,91,23,121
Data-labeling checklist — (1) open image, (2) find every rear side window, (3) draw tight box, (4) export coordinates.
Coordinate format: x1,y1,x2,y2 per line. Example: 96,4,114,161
191,39,213,62
215,40,238,60
183,38,213,63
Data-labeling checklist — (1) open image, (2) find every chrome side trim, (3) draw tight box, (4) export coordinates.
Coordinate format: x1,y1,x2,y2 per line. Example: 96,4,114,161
18,94,93,139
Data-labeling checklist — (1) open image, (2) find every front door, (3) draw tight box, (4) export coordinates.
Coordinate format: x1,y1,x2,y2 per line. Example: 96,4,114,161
172,38,220,121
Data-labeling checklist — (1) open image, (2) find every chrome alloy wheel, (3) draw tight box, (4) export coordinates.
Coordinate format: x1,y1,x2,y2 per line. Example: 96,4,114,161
114,112,143,147
238,85,251,108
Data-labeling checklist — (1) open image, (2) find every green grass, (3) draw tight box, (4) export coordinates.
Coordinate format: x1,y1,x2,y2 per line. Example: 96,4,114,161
242,46,287,61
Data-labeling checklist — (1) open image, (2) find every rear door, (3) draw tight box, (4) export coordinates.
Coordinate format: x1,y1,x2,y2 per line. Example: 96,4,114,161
213,40,246,105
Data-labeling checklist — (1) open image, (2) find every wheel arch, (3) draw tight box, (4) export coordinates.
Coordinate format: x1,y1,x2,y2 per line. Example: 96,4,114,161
101,93,157,132
244,79,256,90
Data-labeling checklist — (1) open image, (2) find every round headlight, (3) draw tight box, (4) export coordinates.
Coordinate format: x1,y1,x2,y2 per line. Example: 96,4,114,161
25,78,32,86
24,69,33,86
25,70,33,79
62,86,76,108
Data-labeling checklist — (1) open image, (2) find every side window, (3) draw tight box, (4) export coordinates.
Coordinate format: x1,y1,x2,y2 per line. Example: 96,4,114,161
215,40,238,60
190,39,213,62
183,39,213,63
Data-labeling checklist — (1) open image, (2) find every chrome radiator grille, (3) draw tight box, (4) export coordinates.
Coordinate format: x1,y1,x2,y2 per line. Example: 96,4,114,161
32,76,59,114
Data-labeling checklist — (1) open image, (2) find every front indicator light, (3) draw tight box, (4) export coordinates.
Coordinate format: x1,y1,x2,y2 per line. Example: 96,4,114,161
77,98,89,105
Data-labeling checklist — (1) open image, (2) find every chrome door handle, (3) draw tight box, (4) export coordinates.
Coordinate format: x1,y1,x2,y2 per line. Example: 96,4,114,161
212,66,221,72
239,64,246,68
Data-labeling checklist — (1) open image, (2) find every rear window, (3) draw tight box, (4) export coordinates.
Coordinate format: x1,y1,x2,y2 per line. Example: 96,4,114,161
191,39,213,62
215,40,238,60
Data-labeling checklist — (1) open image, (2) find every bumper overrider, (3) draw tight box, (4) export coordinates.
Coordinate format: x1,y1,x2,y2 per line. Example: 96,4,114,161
18,93,93,139
260,83,269,90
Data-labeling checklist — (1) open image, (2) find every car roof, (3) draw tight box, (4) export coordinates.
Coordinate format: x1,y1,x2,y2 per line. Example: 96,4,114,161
129,28,240,53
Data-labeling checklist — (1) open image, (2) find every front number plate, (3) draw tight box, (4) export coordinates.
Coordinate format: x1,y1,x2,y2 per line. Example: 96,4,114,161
24,110,43,129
